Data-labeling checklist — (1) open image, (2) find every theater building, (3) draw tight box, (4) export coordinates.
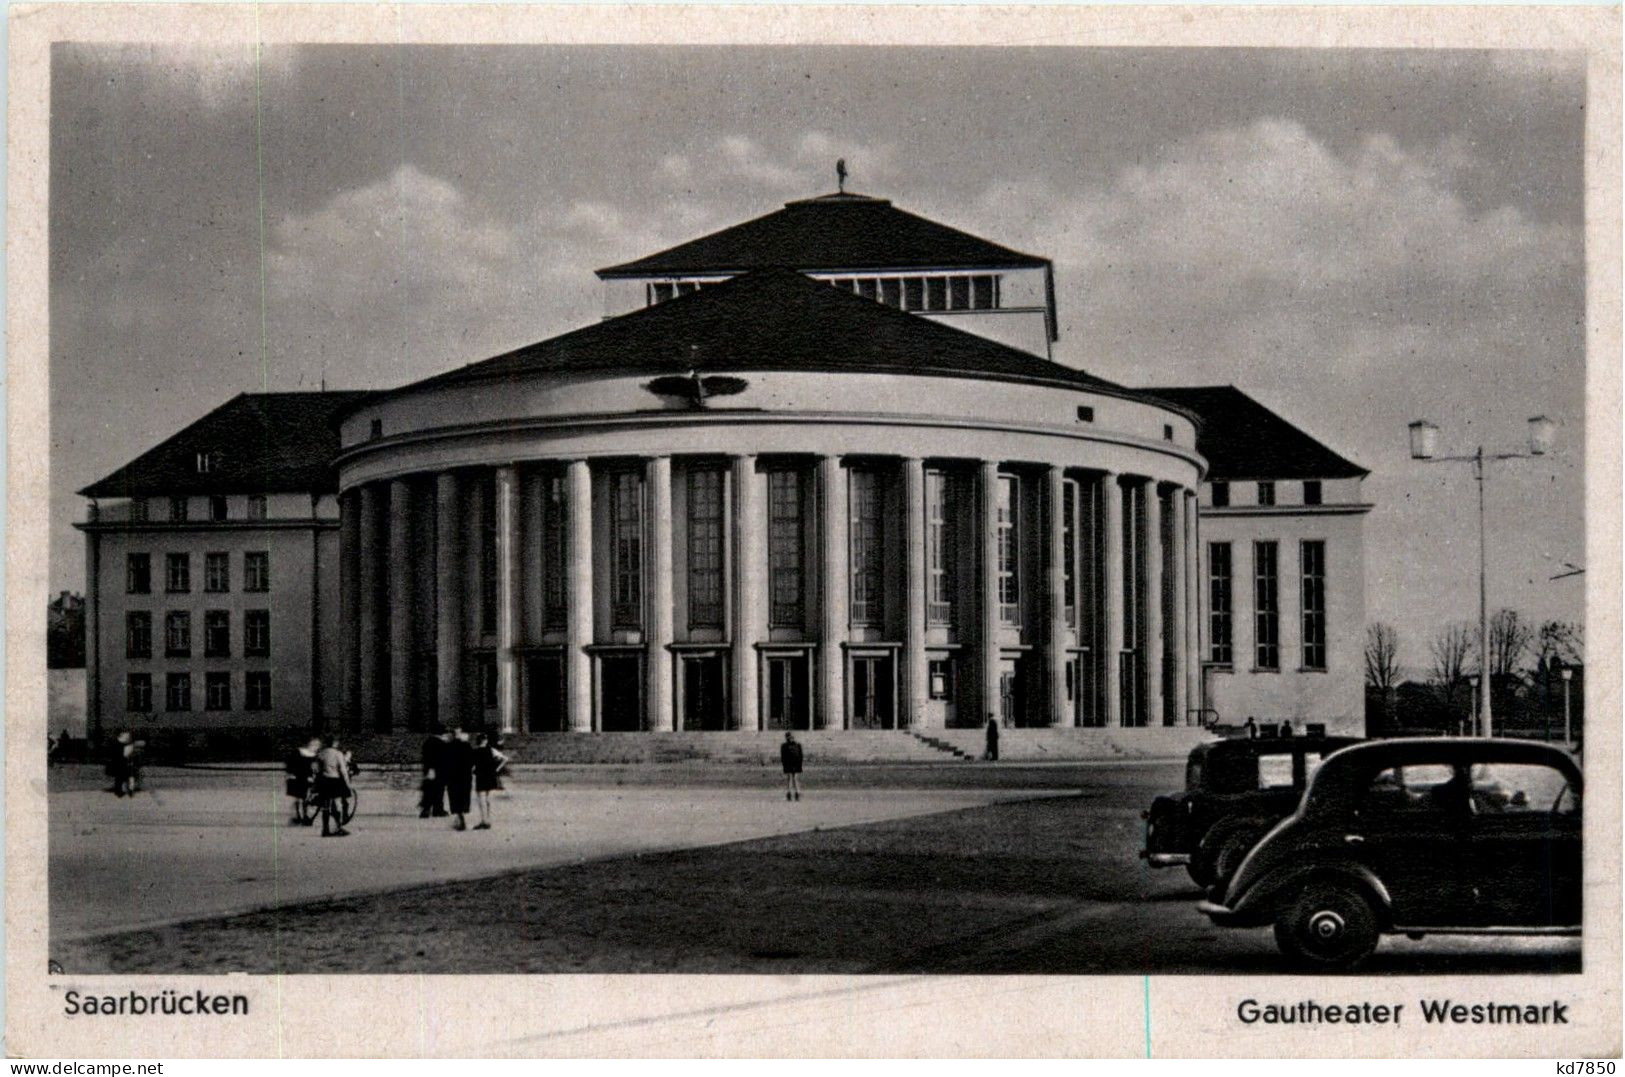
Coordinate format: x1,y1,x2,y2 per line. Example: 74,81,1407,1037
80,190,1371,741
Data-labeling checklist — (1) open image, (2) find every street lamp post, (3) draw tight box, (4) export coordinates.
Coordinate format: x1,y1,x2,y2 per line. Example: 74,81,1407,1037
1408,415,1556,739
1561,667,1574,745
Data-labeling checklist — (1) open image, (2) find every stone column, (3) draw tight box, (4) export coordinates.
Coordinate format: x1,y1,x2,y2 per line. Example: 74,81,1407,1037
1169,487,1188,728
357,483,384,731
339,491,360,731
1100,473,1124,727
733,455,764,730
85,527,102,743
434,472,463,730
903,457,929,730
565,460,594,732
1144,482,1165,726
979,460,1002,726
1046,466,1070,727
495,465,521,734
1187,489,1203,724
645,456,675,732
388,479,414,730
817,456,848,729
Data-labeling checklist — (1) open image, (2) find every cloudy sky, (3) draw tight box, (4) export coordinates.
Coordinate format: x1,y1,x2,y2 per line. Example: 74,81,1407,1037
51,44,1587,671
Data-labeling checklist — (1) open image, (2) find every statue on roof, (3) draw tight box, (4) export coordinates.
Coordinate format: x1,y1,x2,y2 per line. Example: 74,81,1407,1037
836,158,848,193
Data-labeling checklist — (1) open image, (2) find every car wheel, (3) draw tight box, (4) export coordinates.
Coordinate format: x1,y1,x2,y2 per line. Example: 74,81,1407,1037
1272,882,1380,971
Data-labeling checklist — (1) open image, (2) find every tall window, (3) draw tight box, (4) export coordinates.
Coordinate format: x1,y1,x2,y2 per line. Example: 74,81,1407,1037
996,475,1020,624
1208,542,1233,665
204,610,231,658
479,475,498,633
1257,481,1276,507
125,611,151,659
204,552,230,593
170,497,189,522
245,671,271,711
1062,479,1078,628
925,470,954,625
767,470,805,627
543,474,568,628
246,495,268,520
1303,480,1322,506
1210,481,1230,508
205,671,231,711
609,471,644,629
209,496,229,522
1254,541,1280,669
1301,540,1327,669
848,470,883,626
165,672,191,712
165,553,190,593
126,553,151,595
687,469,724,629
244,551,269,592
126,673,152,713
245,609,270,658
130,498,149,522
165,611,191,657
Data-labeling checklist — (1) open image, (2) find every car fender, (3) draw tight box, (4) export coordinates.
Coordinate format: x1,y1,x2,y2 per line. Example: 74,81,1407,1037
1198,815,1274,860
1232,860,1394,926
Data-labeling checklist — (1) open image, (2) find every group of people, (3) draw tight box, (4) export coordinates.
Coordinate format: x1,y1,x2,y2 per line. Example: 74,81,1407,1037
420,728,508,831
283,735,358,837
103,730,145,796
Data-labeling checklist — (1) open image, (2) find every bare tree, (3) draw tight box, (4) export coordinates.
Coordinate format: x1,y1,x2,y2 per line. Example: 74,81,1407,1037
1365,623,1401,692
1488,608,1534,678
1536,620,1584,670
1430,622,1474,706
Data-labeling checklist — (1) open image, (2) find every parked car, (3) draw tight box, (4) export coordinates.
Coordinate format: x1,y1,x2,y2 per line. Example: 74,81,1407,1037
1198,738,1581,970
1141,734,1361,886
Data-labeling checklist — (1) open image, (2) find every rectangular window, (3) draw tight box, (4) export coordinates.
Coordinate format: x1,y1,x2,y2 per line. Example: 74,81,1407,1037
609,470,644,629
857,278,877,301
369,418,383,440
205,671,231,711
1062,479,1078,628
926,276,948,311
1303,480,1323,506
204,552,230,593
767,470,805,627
543,474,568,627
126,673,152,713
126,553,151,594
1301,540,1327,669
880,278,902,308
480,657,498,709
1254,541,1280,669
209,495,228,522
1208,542,1233,665
166,672,191,712
903,277,925,311
972,275,996,310
1210,481,1230,508
848,470,883,626
165,553,190,593
170,497,189,522
245,671,271,711
204,610,231,658
246,495,267,520
949,276,971,310
687,469,725,629
125,611,151,659
243,551,269,592
925,470,955,625
480,475,498,633
1257,481,1276,507
130,498,149,522
651,282,674,305
165,611,191,657
245,609,270,658
928,658,952,700
996,474,1020,624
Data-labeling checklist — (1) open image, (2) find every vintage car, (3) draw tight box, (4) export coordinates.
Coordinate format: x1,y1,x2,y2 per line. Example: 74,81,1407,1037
1198,738,1582,970
1141,734,1362,886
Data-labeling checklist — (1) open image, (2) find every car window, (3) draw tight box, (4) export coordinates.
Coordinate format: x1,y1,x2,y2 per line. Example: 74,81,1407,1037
1257,754,1294,790
1362,764,1464,816
1469,762,1577,817
1185,757,1204,792
1302,752,1326,783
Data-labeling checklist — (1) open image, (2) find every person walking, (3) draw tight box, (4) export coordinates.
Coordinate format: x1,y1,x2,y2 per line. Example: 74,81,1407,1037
780,730,804,801
419,729,450,819
104,731,133,796
442,727,476,831
984,713,1000,762
472,733,509,830
313,735,354,837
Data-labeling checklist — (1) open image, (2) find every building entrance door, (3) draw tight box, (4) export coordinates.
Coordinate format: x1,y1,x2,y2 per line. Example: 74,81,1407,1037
764,653,810,730
999,667,1023,727
851,654,897,729
599,655,643,731
681,654,728,730
525,655,565,732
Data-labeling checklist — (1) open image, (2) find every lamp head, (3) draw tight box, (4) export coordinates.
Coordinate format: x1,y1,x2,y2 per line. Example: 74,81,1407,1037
1561,668,1574,682
1528,415,1556,456
1408,420,1438,460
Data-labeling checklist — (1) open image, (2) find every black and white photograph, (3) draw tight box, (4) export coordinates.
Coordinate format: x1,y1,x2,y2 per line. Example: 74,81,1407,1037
8,3,1620,1059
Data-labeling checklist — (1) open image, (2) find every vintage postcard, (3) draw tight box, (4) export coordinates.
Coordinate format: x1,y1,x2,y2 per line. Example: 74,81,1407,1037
5,3,1620,1058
